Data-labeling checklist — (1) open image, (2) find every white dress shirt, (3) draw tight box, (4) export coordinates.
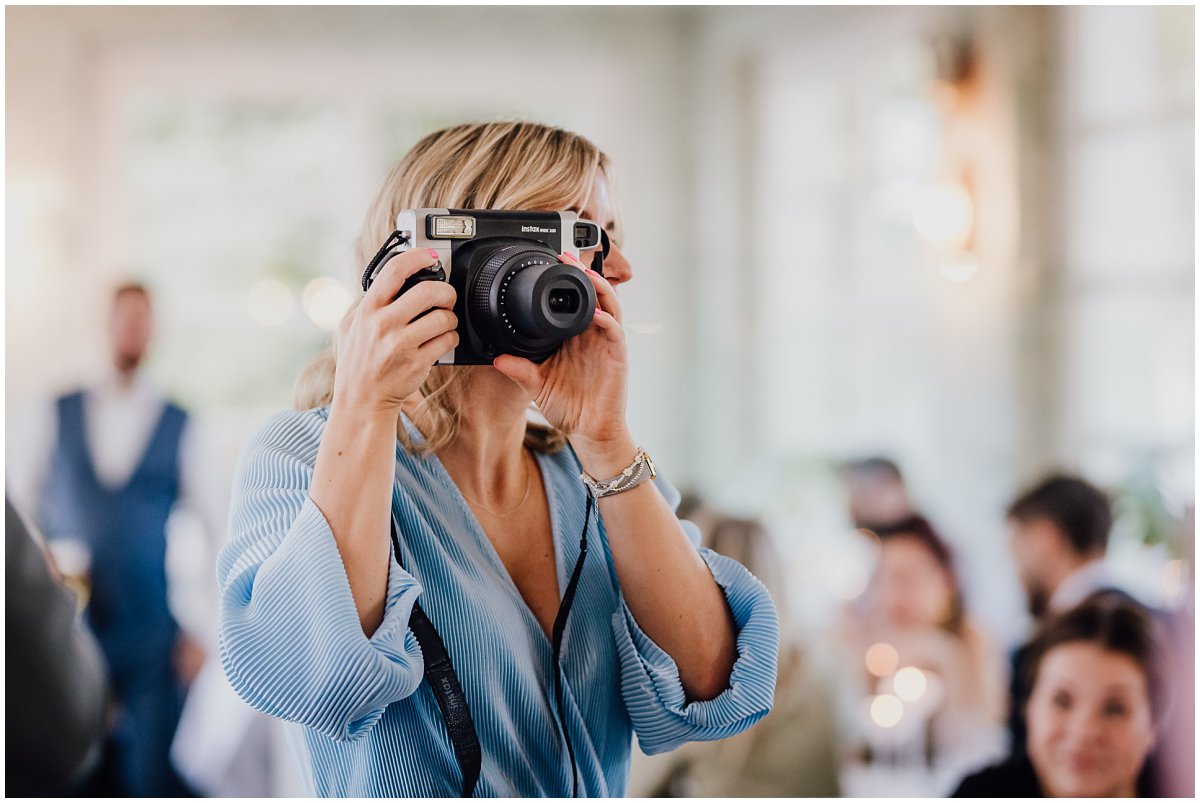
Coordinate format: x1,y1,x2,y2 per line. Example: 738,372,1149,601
8,370,297,797
1048,558,1118,613
9,370,228,647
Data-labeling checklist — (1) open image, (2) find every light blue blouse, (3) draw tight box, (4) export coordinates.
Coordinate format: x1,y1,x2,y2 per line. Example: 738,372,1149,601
218,408,779,796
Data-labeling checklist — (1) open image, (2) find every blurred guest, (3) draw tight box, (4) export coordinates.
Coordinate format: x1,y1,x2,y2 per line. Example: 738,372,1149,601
1005,474,1120,753
1007,474,1117,620
843,456,915,531
171,660,306,797
9,282,225,796
954,590,1168,797
838,515,1006,794
1156,506,1194,797
628,494,841,797
6,497,110,796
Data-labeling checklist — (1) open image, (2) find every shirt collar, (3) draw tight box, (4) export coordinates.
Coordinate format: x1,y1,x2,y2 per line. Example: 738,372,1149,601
93,368,157,403
1049,558,1112,612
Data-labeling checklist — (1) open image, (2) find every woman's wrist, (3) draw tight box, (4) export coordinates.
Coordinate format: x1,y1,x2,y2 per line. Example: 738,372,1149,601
329,392,401,432
570,428,639,479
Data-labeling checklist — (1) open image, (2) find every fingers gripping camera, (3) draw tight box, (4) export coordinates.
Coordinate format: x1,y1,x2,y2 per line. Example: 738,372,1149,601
362,210,602,365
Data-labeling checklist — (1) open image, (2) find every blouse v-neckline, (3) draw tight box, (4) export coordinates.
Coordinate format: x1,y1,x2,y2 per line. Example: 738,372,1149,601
396,412,567,649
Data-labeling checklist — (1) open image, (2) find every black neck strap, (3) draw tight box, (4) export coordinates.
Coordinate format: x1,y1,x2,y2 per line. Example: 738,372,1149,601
551,491,592,797
390,519,482,797
389,486,593,797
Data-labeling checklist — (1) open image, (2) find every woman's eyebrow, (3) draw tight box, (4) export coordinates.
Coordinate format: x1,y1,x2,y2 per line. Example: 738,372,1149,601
1044,677,1079,689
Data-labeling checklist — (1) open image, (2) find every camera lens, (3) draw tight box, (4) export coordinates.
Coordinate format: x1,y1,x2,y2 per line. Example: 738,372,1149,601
547,288,581,315
506,267,592,340
467,241,597,361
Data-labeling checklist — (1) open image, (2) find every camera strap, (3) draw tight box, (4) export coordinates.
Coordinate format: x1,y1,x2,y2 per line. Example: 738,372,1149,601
388,483,593,798
362,230,410,292
389,518,482,797
590,228,610,277
551,491,592,798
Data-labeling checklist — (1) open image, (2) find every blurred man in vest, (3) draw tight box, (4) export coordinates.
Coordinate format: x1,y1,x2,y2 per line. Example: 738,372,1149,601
19,283,223,795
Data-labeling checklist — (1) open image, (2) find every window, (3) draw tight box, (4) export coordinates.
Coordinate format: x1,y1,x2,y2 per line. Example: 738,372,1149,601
1056,5,1194,603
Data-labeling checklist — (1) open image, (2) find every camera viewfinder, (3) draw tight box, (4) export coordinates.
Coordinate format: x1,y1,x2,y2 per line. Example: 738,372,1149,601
572,222,601,250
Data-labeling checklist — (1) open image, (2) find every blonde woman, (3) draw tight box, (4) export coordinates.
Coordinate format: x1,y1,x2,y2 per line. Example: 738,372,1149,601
218,122,779,797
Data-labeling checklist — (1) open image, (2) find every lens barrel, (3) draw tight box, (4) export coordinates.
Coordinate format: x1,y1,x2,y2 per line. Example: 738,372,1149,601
468,241,597,360
505,263,592,339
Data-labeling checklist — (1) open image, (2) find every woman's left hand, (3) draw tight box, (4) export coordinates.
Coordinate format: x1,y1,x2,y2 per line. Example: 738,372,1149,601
492,253,630,449
500,257,741,703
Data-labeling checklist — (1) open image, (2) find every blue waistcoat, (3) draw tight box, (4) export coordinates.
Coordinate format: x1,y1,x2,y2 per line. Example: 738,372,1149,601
40,390,187,687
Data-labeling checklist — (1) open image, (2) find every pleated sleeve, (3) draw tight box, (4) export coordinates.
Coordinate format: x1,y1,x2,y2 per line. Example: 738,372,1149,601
610,479,780,755
217,411,425,743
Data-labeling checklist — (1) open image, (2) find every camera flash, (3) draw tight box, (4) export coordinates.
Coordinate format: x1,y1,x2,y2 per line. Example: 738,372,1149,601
430,215,476,239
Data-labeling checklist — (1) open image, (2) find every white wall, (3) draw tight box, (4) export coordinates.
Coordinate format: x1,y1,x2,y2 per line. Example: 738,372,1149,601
6,5,698,482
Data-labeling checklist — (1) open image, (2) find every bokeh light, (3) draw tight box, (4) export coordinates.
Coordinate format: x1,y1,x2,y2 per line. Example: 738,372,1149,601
832,560,871,601
302,277,352,331
247,279,294,327
870,694,904,728
938,250,979,283
893,666,928,702
865,642,900,677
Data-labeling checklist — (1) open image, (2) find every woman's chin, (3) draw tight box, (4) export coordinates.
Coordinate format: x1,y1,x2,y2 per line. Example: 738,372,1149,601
1044,772,1126,799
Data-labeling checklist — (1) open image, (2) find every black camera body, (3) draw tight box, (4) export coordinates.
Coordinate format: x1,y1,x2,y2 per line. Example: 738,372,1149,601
362,209,602,365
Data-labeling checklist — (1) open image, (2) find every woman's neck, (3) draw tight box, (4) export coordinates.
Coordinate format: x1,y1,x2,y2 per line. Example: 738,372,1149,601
424,368,533,500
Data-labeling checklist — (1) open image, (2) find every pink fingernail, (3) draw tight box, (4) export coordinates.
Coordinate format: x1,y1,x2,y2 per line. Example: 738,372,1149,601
427,249,439,259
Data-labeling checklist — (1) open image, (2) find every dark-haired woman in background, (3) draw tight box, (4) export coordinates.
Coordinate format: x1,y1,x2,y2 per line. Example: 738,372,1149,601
954,589,1167,797
838,515,1006,795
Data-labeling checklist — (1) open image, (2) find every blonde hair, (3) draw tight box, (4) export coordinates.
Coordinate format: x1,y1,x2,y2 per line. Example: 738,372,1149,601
293,121,617,455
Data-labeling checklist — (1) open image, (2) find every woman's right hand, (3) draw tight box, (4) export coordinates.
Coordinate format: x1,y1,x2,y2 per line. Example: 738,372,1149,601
332,248,459,415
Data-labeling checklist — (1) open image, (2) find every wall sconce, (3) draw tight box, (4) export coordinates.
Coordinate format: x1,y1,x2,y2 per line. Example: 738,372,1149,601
917,30,980,284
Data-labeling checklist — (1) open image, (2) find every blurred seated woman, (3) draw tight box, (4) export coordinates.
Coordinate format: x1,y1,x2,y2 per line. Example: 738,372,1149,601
628,495,841,797
838,515,1005,793
217,121,779,797
954,590,1167,797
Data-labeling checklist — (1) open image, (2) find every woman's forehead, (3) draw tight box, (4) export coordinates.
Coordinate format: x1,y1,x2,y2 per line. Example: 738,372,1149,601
567,169,624,248
1039,643,1148,687
880,535,940,563
579,173,613,220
